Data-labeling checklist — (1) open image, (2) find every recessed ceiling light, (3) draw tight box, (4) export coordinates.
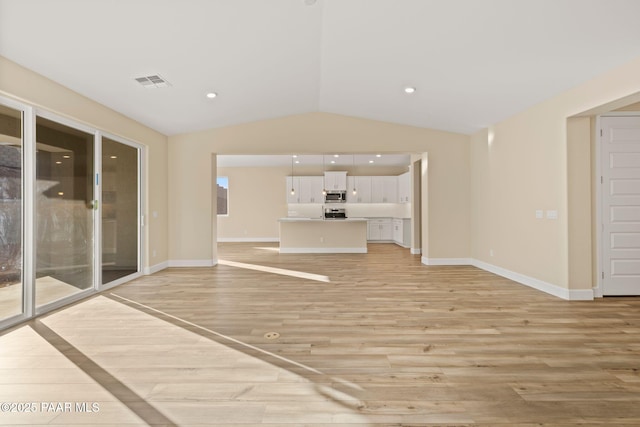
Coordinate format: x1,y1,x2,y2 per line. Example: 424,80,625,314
295,160,300,164
292,154,297,158
55,161,62,164
206,92,217,99
110,155,117,159
330,160,335,164
369,160,374,164
62,155,71,159
376,154,382,157
333,154,339,158
404,87,416,94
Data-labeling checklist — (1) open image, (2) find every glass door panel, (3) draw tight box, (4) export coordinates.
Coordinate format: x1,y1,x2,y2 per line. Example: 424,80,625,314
0,105,23,320
35,116,94,308
101,137,139,284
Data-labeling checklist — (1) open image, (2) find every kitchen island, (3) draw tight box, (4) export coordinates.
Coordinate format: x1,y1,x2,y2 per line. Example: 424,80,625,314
278,218,368,253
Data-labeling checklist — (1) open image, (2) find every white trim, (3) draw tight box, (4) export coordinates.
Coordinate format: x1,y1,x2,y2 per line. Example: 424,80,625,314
600,111,640,116
144,261,169,275
410,248,422,255
94,132,102,291
472,259,594,301
422,257,471,265
279,247,367,254
596,113,640,297
217,237,279,243
595,115,604,297
168,259,216,267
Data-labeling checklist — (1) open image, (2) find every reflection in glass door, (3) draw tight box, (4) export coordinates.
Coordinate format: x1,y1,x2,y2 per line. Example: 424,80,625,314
101,137,139,284
0,105,24,322
35,116,94,309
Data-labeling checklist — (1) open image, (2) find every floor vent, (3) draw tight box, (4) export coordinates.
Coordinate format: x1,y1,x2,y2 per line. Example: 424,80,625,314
264,332,280,340
134,74,171,88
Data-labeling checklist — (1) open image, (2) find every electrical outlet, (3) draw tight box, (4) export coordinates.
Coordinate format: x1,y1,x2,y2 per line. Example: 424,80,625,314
490,249,494,257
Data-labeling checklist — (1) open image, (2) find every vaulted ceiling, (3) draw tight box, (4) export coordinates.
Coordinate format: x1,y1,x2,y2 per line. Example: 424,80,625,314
1,0,640,136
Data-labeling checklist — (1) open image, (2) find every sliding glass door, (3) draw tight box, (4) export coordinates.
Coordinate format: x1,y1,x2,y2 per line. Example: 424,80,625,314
0,104,24,322
35,116,95,309
101,136,140,285
0,99,144,330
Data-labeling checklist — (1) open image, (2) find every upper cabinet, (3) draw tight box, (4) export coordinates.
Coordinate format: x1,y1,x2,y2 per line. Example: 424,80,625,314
299,176,324,203
324,171,347,191
286,176,300,204
287,172,409,204
371,176,398,203
347,176,372,203
398,171,411,203
286,176,324,203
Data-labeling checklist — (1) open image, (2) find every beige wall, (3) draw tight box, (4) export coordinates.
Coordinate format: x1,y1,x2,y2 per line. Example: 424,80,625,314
0,56,169,270
169,113,470,263
470,55,640,291
217,166,289,240
615,101,640,111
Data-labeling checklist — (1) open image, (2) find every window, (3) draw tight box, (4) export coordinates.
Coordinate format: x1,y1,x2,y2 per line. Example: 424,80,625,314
216,176,228,215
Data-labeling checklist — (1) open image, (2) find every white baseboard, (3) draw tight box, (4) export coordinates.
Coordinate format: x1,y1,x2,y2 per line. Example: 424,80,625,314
217,237,279,243
472,259,594,301
422,257,472,266
144,261,168,275
279,247,367,254
168,259,216,267
411,248,422,255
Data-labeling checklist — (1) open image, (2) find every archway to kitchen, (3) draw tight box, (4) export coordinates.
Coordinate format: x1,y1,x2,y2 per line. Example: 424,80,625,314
212,153,423,261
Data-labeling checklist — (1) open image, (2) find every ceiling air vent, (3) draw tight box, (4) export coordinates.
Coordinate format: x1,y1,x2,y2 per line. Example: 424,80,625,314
134,74,171,88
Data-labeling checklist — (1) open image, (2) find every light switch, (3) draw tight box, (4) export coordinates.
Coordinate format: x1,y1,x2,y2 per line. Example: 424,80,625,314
535,210,543,219
546,210,558,220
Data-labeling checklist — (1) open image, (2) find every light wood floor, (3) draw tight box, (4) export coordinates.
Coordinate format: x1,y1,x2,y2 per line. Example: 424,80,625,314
1,242,639,426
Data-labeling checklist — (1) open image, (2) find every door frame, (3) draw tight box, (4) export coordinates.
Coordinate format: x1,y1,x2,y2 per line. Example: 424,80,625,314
98,130,145,291
0,96,146,331
595,112,640,297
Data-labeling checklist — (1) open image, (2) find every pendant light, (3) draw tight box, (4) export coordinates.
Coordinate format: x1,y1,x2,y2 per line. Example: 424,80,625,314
290,155,295,195
321,154,327,196
352,154,357,195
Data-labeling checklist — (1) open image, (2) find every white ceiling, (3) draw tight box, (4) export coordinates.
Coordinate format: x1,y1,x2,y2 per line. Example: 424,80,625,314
1,0,640,137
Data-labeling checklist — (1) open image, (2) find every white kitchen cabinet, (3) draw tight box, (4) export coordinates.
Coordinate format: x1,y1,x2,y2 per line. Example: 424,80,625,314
371,176,398,203
398,171,411,203
368,218,393,241
393,218,411,247
324,171,347,191
347,176,372,203
298,176,324,203
287,176,323,203
286,176,300,203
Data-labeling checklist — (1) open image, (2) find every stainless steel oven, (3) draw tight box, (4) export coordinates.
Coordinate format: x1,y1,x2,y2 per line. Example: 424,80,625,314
324,207,347,219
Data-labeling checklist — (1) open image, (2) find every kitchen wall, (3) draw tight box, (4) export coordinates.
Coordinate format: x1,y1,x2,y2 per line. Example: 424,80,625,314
217,166,289,240
0,56,169,272
470,55,640,297
169,112,470,265
217,164,412,240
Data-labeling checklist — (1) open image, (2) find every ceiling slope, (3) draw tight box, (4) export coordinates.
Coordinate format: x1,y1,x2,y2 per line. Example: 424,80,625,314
1,0,640,136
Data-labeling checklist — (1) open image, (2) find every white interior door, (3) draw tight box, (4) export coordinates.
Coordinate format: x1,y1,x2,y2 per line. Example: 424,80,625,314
601,116,640,296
